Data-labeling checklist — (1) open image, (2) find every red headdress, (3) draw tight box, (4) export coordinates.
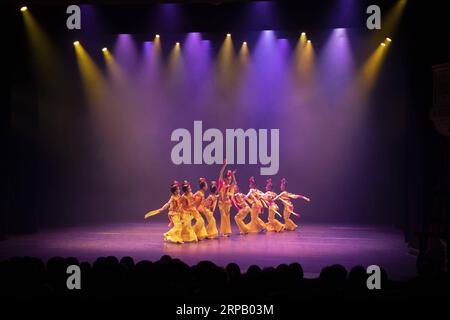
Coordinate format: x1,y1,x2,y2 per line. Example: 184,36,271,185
211,180,217,187
266,178,273,191
280,178,288,188
171,180,180,188
199,177,206,184
249,176,256,188
226,170,233,178
183,180,190,187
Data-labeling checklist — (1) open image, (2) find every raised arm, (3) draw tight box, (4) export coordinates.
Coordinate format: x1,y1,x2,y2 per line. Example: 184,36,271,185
218,159,227,182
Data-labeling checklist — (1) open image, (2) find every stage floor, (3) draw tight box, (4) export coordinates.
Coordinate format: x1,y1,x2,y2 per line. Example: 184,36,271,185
0,223,417,280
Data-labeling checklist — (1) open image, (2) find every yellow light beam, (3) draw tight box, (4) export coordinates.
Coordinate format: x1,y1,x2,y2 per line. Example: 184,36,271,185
293,32,315,82
216,33,236,89
22,7,68,98
238,41,251,70
382,0,407,38
153,34,162,63
168,41,183,77
358,41,390,96
74,42,107,106
102,47,128,87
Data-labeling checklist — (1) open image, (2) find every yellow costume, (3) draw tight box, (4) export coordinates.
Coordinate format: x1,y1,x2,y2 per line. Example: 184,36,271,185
164,214,184,243
264,191,285,232
233,192,250,234
179,192,198,242
202,193,219,239
218,179,233,236
246,188,267,233
182,192,207,240
193,188,211,240
144,188,184,244
278,191,299,231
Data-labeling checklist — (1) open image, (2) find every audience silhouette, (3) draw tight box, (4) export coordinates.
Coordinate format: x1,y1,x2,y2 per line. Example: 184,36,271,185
0,255,448,300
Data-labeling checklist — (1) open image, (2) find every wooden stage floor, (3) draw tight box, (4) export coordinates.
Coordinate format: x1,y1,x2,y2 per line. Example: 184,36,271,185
0,222,417,280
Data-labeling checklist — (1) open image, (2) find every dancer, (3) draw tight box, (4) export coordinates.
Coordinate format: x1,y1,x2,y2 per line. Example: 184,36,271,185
182,180,208,240
232,172,251,235
217,159,233,236
278,178,310,231
264,178,285,232
180,181,200,242
246,176,267,233
202,180,219,239
144,181,184,244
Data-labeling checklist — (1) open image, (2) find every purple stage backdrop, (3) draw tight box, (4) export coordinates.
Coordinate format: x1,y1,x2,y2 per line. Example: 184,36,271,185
35,26,406,227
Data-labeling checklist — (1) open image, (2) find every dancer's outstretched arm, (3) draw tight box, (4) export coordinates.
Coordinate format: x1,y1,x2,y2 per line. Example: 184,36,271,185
272,192,281,201
245,189,257,203
289,193,311,202
218,159,227,182
144,198,171,219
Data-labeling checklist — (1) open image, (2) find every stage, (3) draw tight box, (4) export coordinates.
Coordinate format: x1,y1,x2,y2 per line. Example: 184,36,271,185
0,223,416,280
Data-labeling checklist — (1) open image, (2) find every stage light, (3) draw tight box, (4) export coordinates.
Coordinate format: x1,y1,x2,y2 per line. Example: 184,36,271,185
307,40,311,43
226,33,231,37
175,42,180,46
386,37,392,42
380,42,386,47
243,41,247,45
73,41,80,46
102,47,108,52
301,32,306,36
20,6,27,12
155,34,160,39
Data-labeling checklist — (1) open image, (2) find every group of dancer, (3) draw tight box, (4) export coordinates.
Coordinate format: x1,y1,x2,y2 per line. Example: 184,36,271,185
144,160,310,244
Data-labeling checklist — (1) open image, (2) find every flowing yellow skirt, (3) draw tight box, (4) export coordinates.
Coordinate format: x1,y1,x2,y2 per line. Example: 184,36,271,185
218,201,232,236
283,207,298,231
190,208,208,240
234,206,250,234
202,208,219,239
163,212,184,243
266,208,285,232
247,204,266,233
181,212,198,242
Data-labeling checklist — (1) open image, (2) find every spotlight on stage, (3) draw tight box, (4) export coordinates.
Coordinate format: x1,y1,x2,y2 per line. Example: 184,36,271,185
73,41,80,46
307,40,311,44
386,37,392,42
102,47,108,52
226,33,231,37
380,42,386,47
155,34,160,39
301,32,306,37
175,42,180,46
243,41,247,46
20,6,28,12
